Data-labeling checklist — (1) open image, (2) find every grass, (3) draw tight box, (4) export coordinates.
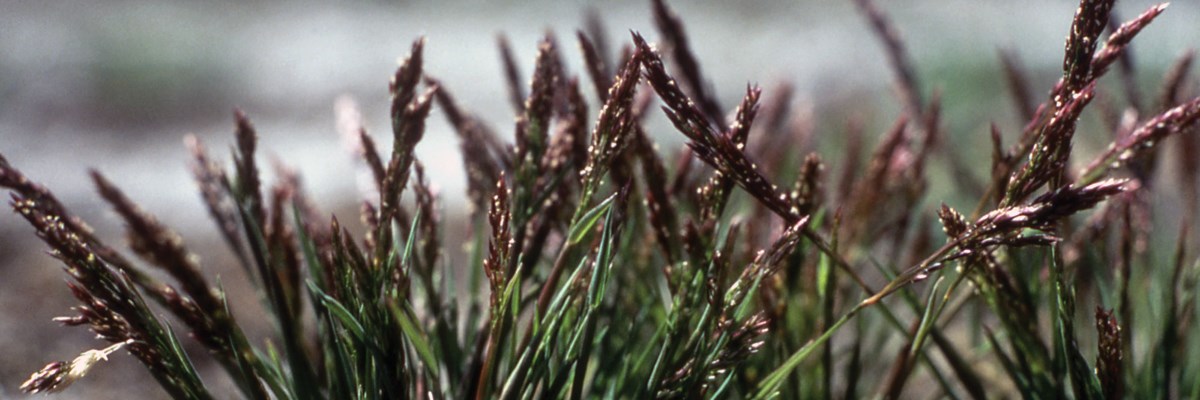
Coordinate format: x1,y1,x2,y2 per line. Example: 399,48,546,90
3,0,1200,398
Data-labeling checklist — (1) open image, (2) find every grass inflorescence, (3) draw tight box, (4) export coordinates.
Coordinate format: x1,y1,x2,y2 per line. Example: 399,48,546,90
4,0,1200,398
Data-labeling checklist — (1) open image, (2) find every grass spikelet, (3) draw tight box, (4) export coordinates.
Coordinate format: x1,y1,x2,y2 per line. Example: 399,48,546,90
650,0,723,128
1090,4,1168,83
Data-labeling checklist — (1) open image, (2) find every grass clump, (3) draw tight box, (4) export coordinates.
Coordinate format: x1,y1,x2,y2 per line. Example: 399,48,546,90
4,0,1200,398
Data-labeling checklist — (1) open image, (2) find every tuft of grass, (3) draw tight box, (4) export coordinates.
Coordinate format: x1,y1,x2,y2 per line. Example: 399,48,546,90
4,0,1200,398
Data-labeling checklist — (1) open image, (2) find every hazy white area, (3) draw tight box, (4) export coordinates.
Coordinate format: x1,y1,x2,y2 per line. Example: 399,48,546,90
3,0,1194,230
0,0,1195,398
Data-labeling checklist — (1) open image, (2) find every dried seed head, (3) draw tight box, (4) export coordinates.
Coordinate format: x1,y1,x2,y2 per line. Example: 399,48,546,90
581,42,644,186
938,204,969,239
1091,3,1168,79
1080,96,1200,185
639,34,800,223
651,0,724,128
1005,83,1097,204
1061,0,1115,98
390,37,425,117
980,178,1127,237
91,171,222,318
484,175,512,299
233,109,265,227
21,340,131,394
380,85,437,233
516,36,561,167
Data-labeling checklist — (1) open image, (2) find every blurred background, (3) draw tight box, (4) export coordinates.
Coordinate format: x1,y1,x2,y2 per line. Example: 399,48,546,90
1,0,1196,398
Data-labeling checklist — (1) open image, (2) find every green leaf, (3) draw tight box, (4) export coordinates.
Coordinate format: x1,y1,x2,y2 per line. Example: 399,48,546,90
390,301,440,379
1051,247,1102,399
568,193,617,245
306,280,367,341
908,277,946,359
753,303,864,399
986,328,1035,398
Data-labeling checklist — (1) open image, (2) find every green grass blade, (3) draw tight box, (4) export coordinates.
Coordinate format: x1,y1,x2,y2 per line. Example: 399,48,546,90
568,192,617,245
390,301,440,379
